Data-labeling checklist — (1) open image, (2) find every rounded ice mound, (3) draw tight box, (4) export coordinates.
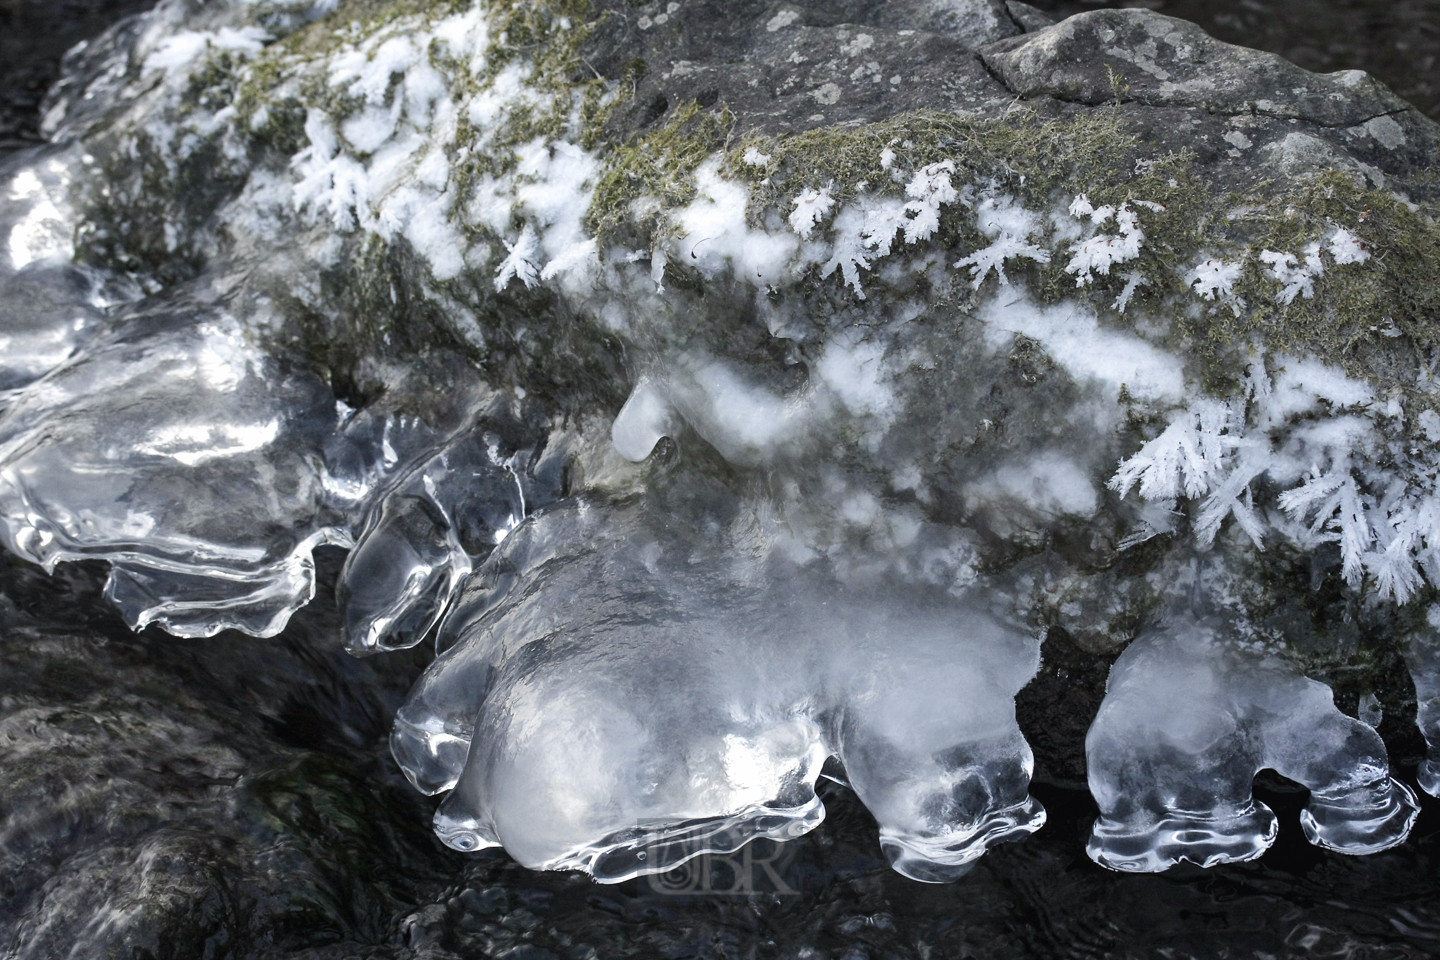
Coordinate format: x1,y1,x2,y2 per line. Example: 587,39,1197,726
1086,617,1419,872
391,499,1046,883
1406,614,1440,798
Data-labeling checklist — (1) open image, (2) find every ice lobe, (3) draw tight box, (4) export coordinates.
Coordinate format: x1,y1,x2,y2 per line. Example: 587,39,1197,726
0,312,365,637
1405,610,1440,798
339,426,528,655
391,500,1045,883
1087,617,1419,872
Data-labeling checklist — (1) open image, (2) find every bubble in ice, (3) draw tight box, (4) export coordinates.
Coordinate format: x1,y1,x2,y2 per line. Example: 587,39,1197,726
391,499,1046,882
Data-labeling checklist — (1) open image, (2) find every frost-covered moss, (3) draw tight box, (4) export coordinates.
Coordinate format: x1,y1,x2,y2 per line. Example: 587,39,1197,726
1223,172,1440,397
47,0,1440,636
586,98,734,246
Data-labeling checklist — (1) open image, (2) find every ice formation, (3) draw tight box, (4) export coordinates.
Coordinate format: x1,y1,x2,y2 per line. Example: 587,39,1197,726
0,0,1436,882
1407,611,1440,797
339,422,529,654
1087,614,1419,871
391,501,1045,882
0,312,362,637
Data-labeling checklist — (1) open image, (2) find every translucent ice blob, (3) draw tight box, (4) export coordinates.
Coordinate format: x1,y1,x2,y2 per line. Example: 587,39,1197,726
1086,617,1419,872
338,430,526,655
0,154,120,390
391,499,1046,882
0,312,363,636
1405,610,1440,797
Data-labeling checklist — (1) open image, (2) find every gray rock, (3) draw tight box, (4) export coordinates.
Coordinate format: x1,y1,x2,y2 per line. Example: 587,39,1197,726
1005,1,1054,33
980,8,1412,125
0,556,449,958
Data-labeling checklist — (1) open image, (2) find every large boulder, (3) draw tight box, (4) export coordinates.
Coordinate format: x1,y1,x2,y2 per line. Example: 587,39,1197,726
2,0,1440,937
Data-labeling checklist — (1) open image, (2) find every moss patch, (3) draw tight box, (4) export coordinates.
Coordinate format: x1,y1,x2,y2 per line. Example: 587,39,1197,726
1220,171,1440,401
585,98,735,247
698,105,1439,402
729,104,1139,217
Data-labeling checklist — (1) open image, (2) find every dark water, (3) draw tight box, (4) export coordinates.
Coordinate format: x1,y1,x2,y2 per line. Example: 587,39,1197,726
4,1,1440,958
7,554,1440,959
0,0,157,148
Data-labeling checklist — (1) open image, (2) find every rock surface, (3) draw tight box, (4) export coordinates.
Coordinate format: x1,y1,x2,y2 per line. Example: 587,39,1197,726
1026,0,1440,123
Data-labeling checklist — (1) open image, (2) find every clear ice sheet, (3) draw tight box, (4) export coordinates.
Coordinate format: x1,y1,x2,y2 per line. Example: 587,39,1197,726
1086,616,1419,872
0,312,366,636
391,500,1046,883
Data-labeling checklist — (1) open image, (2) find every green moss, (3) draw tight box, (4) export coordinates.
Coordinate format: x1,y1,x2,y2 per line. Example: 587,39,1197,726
701,103,1437,402
585,98,735,247
234,0,483,149
76,126,247,287
233,53,309,155
181,50,248,114
1218,171,1440,399
709,105,1225,319
730,105,1137,216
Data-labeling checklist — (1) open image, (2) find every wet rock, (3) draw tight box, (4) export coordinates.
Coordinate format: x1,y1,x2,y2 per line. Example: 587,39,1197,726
0,555,451,957
0,0,158,151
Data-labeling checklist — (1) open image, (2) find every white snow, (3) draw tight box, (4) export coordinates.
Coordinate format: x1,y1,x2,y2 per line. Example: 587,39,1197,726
494,225,542,291
789,185,836,238
978,293,1185,402
1327,227,1370,264
143,27,269,76
975,454,1099,517
900,160,958,243
953,195,1051,289
1260,243,1324,305
1064,196,1145,287
1184,257,1244,313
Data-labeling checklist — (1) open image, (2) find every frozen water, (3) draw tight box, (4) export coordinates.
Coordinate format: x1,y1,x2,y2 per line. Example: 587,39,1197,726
1406,611,1440,797
0,263,106,390
391,500,1045,882
339,426,526,655
1087,616,1419,872
0,154,121,390
0,0,1433,888
0,310,365,636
